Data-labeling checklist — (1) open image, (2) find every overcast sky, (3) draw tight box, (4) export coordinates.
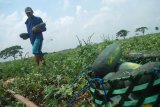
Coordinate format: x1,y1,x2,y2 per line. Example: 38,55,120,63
0,0,160,60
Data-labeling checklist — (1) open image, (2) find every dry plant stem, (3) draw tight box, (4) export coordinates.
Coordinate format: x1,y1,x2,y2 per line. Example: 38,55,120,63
7,90,38,107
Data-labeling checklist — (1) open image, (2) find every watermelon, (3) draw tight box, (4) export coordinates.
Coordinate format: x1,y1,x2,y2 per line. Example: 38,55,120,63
105,69,131,88
130,62,160,99
19,33,29,40
107,62,160,88
107,62,141,81
131,62,160,84
91,62,160,104
118,62,141,72
32,22,46,32
92,43,122,78
100,72,115,89
103,62,140,88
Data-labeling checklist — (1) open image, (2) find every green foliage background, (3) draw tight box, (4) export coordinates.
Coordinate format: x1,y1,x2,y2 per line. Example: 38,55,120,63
0,33,160,107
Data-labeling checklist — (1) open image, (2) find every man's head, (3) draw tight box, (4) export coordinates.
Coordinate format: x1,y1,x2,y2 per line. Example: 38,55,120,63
25,7,33,18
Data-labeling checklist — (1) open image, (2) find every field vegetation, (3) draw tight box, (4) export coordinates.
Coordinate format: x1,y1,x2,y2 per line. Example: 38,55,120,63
0,33,160,107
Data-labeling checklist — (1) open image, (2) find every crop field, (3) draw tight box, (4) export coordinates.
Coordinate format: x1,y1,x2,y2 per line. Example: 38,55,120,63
0,33,160,107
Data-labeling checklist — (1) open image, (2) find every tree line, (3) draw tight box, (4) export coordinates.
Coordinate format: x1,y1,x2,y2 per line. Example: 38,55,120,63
116,26,159,39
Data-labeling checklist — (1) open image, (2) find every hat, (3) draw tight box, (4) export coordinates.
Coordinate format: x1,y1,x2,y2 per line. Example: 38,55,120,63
25,7,33,13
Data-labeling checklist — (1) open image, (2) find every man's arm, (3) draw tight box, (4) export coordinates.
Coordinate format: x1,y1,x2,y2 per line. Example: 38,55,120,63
33,17,46,33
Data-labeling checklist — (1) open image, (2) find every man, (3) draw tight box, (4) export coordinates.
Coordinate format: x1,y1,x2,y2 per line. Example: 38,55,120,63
25,7,46,66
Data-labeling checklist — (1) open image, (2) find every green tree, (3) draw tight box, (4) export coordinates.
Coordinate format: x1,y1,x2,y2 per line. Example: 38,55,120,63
135,27,148,35
116,29,129,39
0,45,23,60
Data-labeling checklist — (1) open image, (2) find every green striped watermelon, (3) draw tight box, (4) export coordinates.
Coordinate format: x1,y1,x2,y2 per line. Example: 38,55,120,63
118,62,141,72
92,43,122,78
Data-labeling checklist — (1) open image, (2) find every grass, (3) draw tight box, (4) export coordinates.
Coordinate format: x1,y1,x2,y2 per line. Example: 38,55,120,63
0,33,160,107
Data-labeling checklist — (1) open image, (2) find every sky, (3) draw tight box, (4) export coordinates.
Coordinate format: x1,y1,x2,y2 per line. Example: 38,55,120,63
0,0,160,61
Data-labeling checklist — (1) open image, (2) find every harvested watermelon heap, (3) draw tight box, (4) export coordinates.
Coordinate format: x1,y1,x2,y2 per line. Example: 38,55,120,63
66,43,160,107
89,43,160,107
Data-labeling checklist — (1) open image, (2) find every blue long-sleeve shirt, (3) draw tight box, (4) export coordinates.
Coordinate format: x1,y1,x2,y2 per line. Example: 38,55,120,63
25,15,44,45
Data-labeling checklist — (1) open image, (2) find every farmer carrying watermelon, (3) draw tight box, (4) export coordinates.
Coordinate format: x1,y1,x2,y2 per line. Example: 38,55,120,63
24,7,46,66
